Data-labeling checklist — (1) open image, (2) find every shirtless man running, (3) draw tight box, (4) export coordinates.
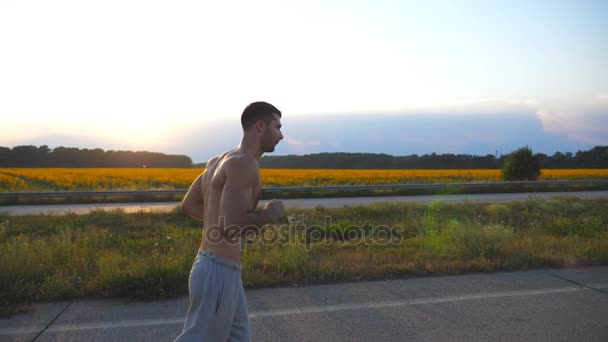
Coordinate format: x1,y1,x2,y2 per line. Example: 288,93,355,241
174,102,285,342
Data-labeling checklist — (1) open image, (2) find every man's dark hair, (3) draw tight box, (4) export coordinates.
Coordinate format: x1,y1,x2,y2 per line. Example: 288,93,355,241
241,101,281,130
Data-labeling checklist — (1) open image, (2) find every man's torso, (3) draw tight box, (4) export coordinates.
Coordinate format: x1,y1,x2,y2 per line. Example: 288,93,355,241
199,150,261,264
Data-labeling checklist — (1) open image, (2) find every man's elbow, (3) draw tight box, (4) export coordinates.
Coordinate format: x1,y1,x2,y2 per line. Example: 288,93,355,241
180,202,205,221
180,202,193,216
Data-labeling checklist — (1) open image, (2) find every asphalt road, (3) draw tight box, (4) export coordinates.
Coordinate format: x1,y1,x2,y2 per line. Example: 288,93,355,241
1,266,607,341
1,190,607,216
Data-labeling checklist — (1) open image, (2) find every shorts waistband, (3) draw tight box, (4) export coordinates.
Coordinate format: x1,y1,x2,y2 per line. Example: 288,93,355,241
198,250,243,271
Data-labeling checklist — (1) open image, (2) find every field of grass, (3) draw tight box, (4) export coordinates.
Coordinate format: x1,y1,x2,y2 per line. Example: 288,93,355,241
1,168,607,192
2,197,607,316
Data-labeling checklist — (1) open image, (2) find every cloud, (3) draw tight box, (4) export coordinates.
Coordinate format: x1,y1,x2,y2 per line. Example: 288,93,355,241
4,99,604,163
536,97,608,146
447,98,539,111
537,109,608,146
277,110,577,157
394,98,540,115
285,138,321,147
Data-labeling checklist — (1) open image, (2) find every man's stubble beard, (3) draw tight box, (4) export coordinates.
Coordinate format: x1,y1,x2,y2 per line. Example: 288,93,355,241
262,133,276,153
264,144,275,153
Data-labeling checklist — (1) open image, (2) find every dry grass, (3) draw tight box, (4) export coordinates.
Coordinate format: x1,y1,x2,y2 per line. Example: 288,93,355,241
2,197,607,316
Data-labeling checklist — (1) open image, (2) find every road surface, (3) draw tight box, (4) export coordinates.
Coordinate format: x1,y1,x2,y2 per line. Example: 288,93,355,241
1,266,607,341
1,190,607,216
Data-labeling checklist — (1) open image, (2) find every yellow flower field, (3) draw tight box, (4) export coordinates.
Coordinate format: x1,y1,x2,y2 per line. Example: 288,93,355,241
0,172,30,192
0,168,607,192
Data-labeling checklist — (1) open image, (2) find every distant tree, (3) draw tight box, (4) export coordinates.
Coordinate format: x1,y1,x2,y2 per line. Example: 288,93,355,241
501,146,541,181
1,144,605,169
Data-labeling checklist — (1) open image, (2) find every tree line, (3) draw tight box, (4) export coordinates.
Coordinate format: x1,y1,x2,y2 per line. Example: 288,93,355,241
0,145,192,168
257,146,607,169
1,145,605,169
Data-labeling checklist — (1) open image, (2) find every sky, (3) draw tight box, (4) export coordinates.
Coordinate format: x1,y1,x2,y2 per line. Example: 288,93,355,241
1,0,607,163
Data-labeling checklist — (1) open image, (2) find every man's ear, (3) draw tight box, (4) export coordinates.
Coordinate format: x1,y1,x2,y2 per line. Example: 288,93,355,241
255,120,265,134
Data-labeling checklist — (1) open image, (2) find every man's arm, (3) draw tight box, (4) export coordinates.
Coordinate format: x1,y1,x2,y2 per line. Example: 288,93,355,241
219,157,283,237
180,157,218,221
180,172,205,221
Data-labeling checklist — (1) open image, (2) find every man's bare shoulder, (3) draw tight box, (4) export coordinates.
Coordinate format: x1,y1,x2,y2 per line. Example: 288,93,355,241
205,155,221,169
222,153,259,179
206,147,239,170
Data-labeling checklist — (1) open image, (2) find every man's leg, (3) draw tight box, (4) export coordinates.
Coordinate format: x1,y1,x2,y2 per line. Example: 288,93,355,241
229,282,252,342
174,251,238,341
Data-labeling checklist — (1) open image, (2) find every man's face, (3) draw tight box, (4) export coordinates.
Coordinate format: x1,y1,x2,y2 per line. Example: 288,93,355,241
261,113,283,153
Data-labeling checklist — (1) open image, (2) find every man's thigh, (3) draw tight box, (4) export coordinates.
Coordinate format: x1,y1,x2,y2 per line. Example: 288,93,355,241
175,257,242,341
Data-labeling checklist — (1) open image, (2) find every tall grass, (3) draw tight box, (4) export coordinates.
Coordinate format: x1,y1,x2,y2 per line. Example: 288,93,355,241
1,197,607,316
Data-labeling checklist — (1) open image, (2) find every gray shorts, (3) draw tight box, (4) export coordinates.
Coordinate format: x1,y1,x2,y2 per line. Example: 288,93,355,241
174,250,251,342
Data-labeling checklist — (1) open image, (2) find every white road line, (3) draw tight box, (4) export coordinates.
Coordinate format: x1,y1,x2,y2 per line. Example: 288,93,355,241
248,286,583,318
4,283,607,336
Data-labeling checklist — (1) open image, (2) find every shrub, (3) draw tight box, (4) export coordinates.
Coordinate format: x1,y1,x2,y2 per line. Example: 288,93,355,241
501,146,541,181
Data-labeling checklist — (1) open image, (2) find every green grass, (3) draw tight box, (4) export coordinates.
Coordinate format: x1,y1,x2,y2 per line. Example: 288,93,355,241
1,197,608,316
